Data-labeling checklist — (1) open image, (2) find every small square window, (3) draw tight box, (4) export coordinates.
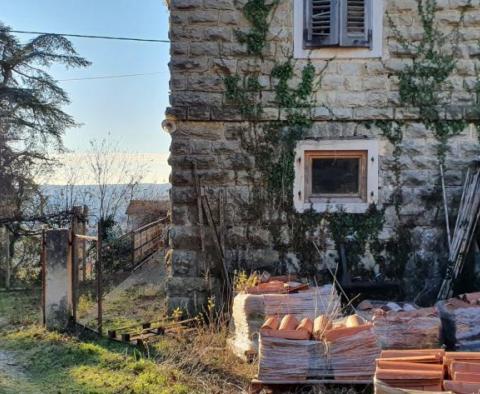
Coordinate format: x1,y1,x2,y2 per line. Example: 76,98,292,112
305,150,367,202
294,141,379,213
312,158,360,195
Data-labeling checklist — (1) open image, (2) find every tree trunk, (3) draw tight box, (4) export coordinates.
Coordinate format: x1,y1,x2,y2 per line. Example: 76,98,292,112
5,234,16,289
0,227,7,288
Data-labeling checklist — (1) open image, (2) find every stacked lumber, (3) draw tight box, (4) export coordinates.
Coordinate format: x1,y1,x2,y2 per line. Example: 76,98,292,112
372,307,441,349
436,295,480,351
437,165,480,301
374,349,445,392
258,314,381,382
443,352,480,393
228,284,341,360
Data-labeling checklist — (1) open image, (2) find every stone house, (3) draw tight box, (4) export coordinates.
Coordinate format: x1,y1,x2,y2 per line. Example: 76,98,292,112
165,0,480,312
126,199,170,231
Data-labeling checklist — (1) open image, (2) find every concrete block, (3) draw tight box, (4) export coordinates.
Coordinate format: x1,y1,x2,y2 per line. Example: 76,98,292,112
44,229,70,330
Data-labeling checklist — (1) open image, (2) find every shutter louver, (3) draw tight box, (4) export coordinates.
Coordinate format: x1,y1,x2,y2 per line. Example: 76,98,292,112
340,0,372,48
304,0,339,48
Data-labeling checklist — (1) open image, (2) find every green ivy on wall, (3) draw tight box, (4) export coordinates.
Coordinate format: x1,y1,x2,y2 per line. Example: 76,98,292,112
224,0,387,277
384,0,472,167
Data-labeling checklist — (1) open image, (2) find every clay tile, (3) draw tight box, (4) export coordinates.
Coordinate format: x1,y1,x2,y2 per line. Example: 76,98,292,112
279,314,298,331
297,318,313,335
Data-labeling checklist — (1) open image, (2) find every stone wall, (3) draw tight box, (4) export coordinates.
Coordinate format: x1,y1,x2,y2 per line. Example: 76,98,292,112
166,0,480,312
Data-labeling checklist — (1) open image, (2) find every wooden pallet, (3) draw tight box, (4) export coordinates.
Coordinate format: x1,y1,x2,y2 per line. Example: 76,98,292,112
107,318,197,345
249,378,372,394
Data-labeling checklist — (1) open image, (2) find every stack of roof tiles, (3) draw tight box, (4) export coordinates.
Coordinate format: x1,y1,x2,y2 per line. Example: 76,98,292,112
436,292,480,351
375,349,445,392
258,314,381,382
375,349,480,393
372,307,441,350
229,283,341,361
443,352,480,393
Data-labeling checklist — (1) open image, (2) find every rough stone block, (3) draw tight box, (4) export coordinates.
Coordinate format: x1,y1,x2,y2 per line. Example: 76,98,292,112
45,229,70,330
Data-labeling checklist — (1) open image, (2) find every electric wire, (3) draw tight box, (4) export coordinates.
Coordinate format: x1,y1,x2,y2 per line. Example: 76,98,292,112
8,30,170,43
57,71,165,82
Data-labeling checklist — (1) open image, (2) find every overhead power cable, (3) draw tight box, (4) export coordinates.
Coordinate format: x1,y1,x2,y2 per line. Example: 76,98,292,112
57,71,164,82
9,30,170,43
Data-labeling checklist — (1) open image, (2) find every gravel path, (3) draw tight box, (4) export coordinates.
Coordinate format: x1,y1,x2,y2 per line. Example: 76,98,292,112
0,317,40,393
0,348,40,394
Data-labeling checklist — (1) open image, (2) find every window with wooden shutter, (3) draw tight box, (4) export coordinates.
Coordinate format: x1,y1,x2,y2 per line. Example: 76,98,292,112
304,0,339,48
303,0,372,49
340,0,372,48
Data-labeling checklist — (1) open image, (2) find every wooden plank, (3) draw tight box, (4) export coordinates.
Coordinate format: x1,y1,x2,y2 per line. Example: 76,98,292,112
74,234,98,242
251,378,372,385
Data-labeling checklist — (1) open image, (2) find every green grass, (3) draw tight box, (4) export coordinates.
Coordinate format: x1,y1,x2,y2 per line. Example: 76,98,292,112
0,326,190,394
0,289,40,326
0,289,256,394
77,285,166,333
0,291,191,394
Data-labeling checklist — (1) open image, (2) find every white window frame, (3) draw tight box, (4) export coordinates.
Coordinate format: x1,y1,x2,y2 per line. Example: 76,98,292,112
294,139,380,213
294,0,384,59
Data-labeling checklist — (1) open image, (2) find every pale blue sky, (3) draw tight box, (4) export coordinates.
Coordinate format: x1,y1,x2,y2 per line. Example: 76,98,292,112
1,0,171,156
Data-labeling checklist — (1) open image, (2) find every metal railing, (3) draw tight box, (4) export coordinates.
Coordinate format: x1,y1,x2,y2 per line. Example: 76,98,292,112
132,218,166,268
73,216,169,334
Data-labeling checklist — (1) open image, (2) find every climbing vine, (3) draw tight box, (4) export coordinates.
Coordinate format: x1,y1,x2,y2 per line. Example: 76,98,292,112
224,0,387,277
375,121,404,217
220,0,480,290
234,0,280,56
383,0,471,167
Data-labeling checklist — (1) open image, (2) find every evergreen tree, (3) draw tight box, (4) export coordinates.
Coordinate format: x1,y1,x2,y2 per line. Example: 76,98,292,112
0,23,90,287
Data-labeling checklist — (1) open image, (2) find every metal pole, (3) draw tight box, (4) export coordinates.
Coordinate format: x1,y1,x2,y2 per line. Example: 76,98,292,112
82,205,88,281
440,164,452,253
96,221,103,335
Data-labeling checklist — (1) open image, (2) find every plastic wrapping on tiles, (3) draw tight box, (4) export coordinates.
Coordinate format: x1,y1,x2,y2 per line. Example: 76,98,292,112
372,307,441,350
228,285,342,360
436,299,480,351
258,322,381,382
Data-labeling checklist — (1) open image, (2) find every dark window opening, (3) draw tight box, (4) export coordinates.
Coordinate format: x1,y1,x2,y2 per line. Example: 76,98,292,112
312,158,360,195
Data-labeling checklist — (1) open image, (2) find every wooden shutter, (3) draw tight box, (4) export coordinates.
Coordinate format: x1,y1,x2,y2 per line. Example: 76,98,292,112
339,0,372,48
304,0,339,48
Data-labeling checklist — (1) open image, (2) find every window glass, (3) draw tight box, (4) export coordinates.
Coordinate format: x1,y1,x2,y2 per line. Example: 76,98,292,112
311,158,360,195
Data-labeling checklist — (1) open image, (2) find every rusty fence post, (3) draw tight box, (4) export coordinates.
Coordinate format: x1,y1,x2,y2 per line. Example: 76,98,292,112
96,221,103,335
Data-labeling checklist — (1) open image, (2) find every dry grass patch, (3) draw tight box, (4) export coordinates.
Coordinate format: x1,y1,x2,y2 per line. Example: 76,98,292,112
150,323,256,393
